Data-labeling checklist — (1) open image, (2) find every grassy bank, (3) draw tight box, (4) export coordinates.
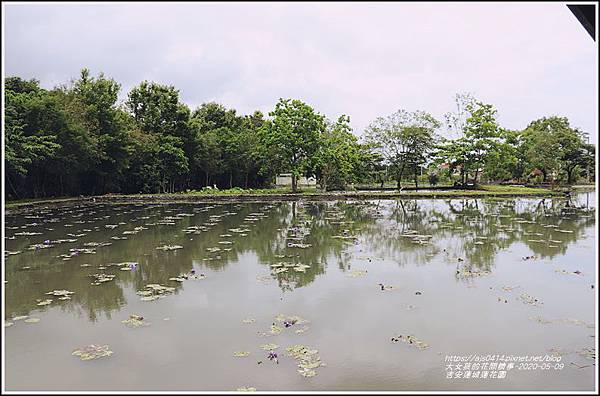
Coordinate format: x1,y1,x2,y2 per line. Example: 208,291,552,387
5,185,572,213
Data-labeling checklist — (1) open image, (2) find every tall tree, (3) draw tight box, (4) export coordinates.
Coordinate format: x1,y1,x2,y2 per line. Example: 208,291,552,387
365,109,440,189
261,99,325,192
314,115,362,191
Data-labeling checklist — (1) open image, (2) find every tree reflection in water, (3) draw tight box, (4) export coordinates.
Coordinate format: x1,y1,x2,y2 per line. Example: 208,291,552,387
4,194,594,322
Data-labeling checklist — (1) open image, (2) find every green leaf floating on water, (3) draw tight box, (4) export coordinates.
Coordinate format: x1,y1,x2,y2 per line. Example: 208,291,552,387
24,318,40,323
233,351,250,357
241,318,255,324
260,343,279,351
72,344,113,361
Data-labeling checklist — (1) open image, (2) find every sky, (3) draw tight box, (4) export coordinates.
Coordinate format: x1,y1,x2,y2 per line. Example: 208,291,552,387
3,2,598,142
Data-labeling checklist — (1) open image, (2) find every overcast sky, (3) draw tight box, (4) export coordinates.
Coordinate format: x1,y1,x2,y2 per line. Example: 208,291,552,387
3,2,598,142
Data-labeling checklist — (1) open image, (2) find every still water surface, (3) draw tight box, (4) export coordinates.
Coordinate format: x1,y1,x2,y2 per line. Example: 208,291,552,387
4,194,596,391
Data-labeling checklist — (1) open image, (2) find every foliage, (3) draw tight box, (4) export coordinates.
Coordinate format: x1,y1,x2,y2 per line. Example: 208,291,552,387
4,71,595,200
260,99,326,192
365,109,440,189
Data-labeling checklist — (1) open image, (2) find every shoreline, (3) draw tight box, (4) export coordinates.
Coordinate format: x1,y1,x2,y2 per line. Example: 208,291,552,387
4,185,586,214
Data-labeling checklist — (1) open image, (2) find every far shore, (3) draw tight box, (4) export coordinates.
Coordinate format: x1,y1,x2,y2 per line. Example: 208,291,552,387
5,184,593,214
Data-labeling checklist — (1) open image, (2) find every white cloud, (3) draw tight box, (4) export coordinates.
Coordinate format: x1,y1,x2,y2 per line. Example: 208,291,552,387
3,1,597,142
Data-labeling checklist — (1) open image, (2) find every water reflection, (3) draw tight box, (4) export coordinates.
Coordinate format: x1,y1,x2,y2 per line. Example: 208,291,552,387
4,193,595,322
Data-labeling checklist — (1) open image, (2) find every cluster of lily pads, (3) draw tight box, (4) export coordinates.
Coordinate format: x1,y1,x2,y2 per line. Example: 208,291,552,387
391,334,430,350
455,267,491,278
270,262,311,274
518,292,543,306
89,273,116,285
5,315,41,327
286,344,326,378
169,270,206,282
156,244,184,251
347,269,368,278
555,269,583,276
121,314,150,328
137,284,177,301
72,344,113,361
530,316,594,328
45,289,75,300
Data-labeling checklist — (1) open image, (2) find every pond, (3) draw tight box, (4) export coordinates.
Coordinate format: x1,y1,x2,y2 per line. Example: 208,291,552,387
3,192,596,391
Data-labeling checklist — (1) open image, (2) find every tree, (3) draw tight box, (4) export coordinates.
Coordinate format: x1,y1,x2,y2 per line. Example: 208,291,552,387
520,117,589,184
188,102,240,188
67,69,131,193
365,109,440,189
314,115,361,191
157,135,189,192
444,92,476,139
262,99,325,192
238,111,266,188
434,100,503,186
125,81,189,136
462,102,503,183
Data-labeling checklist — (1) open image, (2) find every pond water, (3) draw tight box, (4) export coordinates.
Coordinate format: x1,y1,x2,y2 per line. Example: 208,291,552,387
3,193,596,391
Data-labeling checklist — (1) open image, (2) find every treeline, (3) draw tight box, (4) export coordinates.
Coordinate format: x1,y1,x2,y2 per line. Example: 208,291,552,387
4,69,595,199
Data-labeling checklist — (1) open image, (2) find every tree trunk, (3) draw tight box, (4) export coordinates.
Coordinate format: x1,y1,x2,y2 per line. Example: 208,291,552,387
244,172,249,188
292,174,298,193
567,167,574,184
414,166,419,190
229,172,233,189
396,163,405,190
7,175,20,199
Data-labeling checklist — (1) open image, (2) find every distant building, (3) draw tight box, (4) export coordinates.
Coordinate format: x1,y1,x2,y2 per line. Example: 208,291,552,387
275,173,317,187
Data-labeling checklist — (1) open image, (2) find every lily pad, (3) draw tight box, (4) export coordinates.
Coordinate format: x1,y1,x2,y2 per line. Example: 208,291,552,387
72,344,113,361
270,325,283,335
233,351,250,357
518,293,543,306
286,344,325,377
260,343,279,351
391,334,430,350
348,270,367,278
46,289,74,297
122,314,150,328
156,245,183,251
24,318,40,323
